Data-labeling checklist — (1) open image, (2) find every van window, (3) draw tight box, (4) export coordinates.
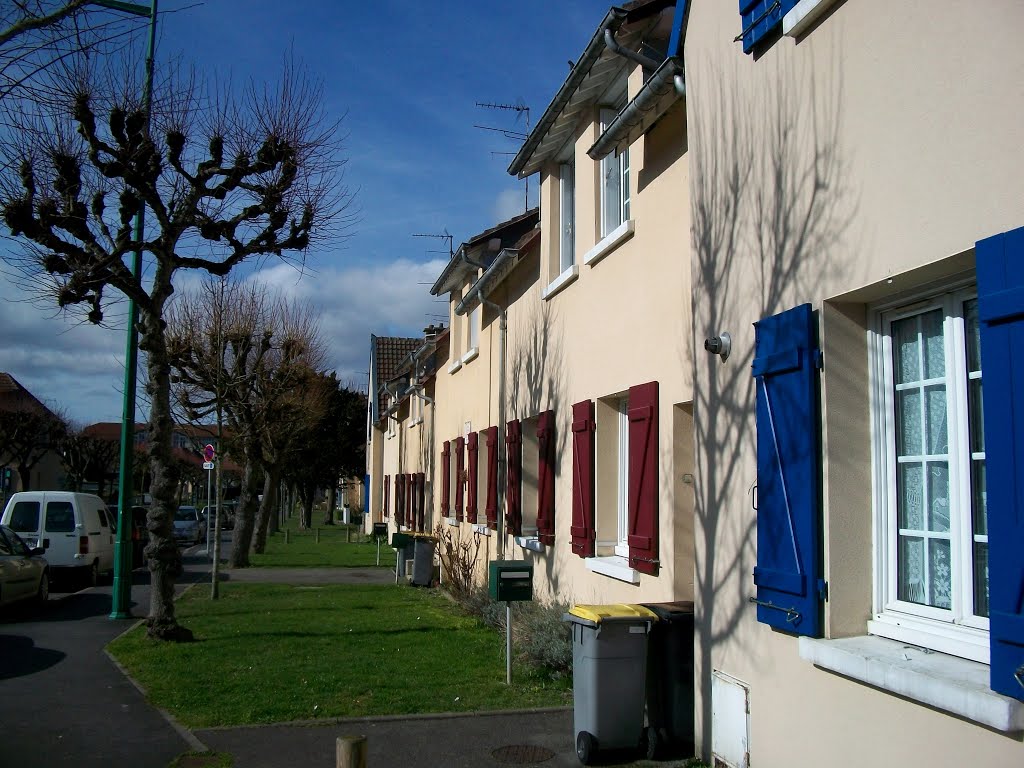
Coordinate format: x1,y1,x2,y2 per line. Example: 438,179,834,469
97,507,109,529
8,501,40,533
45,502,76,533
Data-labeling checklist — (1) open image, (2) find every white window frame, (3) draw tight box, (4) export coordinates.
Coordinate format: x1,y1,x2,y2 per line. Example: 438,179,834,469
614,397,630,558
559,160,575,272
867,282,990,663
599,107,630,238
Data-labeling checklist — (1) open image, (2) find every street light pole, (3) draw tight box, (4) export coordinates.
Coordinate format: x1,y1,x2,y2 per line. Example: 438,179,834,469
108,0,159,620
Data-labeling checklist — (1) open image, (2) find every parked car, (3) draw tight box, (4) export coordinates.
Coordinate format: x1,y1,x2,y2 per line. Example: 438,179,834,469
173,506,206,545
0,524,48,609
1,491,114,587
199,504,236,532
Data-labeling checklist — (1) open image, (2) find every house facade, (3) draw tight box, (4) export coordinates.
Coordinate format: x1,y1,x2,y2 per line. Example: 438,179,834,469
364,0,1024,764
683,0,1024,766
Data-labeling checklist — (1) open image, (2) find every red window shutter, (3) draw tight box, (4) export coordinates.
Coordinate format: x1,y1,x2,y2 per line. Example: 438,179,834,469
571,400,596,557
467,432,479,524
399,473,408,528
416,472,426,531
455,436,465,522
441,441,450,516
627,381,659,575
505,420,522,536
536,410,555,545
485,426,499,530
403,475,411,528
383,475,390,519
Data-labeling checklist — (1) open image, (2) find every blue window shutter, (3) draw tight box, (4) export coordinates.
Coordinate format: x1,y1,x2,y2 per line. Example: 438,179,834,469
977,225,1024,701
752,303,823,636
739,0,798,54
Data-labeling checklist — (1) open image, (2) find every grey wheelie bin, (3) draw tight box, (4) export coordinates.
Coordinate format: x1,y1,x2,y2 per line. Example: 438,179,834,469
563,604,658,765
642,601,695,759
411,535,437,586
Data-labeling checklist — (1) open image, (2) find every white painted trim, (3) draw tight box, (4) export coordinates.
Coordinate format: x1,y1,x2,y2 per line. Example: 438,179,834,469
447,359,462,375
583,219,634,267
514,535,545,552
461,347,479,364
585,555,640,584
868,614,989,664
783,0,839,37
541,264,579,300
472,524,491,537
799,636,1024,732
446,516,459,526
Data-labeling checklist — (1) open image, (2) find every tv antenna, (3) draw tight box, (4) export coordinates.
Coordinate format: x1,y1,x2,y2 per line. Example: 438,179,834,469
476,100,532,213
412,230,454,258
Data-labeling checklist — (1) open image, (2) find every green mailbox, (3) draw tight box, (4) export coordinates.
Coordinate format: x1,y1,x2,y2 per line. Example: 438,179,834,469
391,532,412,549
489,560,533,602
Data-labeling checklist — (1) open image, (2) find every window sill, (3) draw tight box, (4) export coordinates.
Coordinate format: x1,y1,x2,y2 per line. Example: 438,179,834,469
783,0,838,37
585,555,641,584
446,516,459,526
582,219,634,267
541,264,579,300
799,635,1024,732
868,613,990,664
472,524,491,536
447,359,462,375
409,418,423,428
514,535,545,552
461,347,479,364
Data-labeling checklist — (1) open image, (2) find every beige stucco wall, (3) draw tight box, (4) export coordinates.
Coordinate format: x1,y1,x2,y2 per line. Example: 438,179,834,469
431,59,695,606
685,0,1024,764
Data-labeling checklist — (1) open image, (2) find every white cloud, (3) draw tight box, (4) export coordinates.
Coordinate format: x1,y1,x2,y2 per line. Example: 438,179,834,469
493,187,529,223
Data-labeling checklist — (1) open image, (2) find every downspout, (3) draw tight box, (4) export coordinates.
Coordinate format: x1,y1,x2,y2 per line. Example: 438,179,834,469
603,28,661,72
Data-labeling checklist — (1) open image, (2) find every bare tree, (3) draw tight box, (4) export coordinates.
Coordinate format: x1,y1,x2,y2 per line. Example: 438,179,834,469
168,279,329,567
0,61,352,639
0,405,67,491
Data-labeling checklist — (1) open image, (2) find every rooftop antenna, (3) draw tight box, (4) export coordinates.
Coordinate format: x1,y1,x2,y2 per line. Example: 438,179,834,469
476,100,532,212
412,230,454,258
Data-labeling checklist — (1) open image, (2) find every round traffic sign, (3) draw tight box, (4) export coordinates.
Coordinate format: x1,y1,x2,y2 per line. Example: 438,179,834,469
203,443,216,462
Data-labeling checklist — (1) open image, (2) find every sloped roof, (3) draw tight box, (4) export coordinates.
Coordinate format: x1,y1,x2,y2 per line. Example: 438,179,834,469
372,336,421,384
508,0,675,179
0,372,56,416
430,208,540,296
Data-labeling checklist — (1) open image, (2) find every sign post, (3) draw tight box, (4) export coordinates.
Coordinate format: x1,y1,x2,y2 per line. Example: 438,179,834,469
203,444,215,558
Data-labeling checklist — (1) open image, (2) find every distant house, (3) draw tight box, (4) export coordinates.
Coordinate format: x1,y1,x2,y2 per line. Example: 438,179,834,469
0,372,65,496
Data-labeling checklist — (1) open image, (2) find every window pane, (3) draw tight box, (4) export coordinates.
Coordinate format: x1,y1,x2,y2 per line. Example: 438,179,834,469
972,460,987,536
925,384,948,454
921,309,945,379
896,388,922,455
929,538,952,609
964,299,981,372
45,502,75,533
899,535,926,605
968,379,984,453
892,316,920,385
927,462,950,532
898,462,924,530
973,542,989,618
8,501,40,532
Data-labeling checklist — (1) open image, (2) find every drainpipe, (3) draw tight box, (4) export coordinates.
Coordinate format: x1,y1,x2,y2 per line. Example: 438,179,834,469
604,28,661,72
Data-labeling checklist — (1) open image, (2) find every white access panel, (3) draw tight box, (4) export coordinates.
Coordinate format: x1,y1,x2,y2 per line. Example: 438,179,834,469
711,669,750,768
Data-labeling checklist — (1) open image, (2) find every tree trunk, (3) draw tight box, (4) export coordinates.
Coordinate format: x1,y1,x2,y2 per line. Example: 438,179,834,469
17,463,30,491
142,316,192,642
299,481,314,529
252,468,279,554
229,449,261,568
323,483,337,525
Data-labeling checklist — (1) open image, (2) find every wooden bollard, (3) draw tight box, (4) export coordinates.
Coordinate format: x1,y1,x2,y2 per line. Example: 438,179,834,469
346,526,351,543
285,529,290,544
336,735,367,768
316,527,320,543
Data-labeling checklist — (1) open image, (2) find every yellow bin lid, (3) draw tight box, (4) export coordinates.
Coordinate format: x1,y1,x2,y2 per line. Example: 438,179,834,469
568,604,658,624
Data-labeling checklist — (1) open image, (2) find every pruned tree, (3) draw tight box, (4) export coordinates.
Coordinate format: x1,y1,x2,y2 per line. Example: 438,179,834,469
167,278,329,567
0,61,352,640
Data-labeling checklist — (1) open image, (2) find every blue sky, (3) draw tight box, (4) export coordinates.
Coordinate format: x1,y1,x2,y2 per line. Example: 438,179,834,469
0,0,613,426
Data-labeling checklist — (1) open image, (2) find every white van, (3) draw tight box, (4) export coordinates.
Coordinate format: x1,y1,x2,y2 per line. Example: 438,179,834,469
0,492,115,586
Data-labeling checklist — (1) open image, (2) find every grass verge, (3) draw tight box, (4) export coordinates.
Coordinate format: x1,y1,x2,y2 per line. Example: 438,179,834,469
249,521,386,568
108,583,571,728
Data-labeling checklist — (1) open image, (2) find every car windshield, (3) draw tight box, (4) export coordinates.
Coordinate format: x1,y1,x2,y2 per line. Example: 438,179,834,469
174,509,196,521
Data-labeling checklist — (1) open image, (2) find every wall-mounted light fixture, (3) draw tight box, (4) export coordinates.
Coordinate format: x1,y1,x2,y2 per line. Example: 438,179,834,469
704,332,732,362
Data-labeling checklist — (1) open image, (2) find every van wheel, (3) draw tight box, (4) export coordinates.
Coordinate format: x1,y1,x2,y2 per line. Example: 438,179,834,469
86,561,99,588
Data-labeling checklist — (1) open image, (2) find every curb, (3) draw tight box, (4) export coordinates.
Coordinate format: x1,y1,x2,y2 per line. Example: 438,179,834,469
194,705,575,732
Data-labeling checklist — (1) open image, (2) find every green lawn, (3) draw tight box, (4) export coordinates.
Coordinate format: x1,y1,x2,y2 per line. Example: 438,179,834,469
249,520,387,568
108,583,571,727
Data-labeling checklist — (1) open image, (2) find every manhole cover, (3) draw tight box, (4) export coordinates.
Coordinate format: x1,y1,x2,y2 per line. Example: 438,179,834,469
491,744,556,764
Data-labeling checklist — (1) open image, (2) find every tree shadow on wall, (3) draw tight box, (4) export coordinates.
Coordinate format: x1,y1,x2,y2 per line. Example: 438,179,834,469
688,51,859,758
507,299,568,596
